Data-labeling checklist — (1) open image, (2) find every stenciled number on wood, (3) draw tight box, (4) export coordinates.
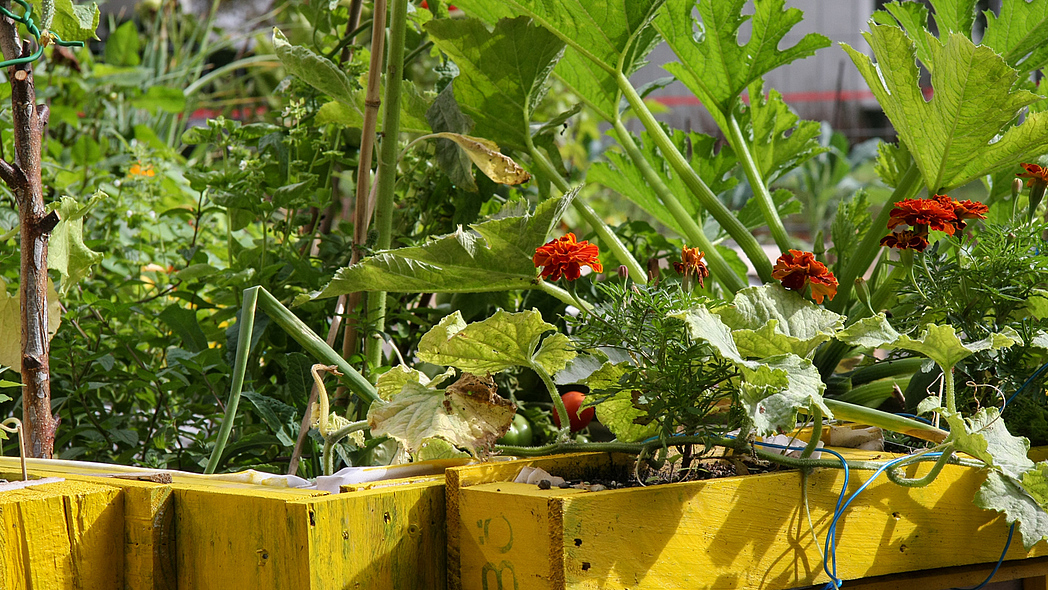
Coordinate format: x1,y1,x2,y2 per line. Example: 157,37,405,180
481,560,519,590
476,514,513,553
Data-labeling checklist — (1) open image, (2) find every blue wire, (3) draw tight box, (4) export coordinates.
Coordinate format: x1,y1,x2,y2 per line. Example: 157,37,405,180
951,522,1015,590
1005,361,1048,406
894,412,934,425
677,435,1015,589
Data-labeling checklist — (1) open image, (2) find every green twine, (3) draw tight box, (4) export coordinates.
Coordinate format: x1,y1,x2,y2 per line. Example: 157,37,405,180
0,0,84,69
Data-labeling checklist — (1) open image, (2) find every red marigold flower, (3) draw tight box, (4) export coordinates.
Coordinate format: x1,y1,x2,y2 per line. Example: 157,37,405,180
887,198,957,235
880,230,930,252
672,246,710,288
1017,163,1048,189
533,232,603,281
933,194,987,233
771,249,838,304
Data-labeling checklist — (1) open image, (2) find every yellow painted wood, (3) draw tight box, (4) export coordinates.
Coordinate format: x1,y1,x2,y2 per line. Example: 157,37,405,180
295,479,447,590
0,479,124,590
448,451,1048,590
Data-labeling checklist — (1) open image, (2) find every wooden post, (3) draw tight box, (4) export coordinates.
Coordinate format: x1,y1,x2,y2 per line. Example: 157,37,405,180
0,16,57,457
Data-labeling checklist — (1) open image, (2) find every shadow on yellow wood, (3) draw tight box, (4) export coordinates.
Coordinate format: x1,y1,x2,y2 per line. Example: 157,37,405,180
446,451,1048,590
0,478,124,590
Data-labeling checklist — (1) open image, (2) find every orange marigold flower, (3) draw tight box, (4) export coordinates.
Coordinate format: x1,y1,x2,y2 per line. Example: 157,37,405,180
1017,163,1048,189
934,194,987,233
672,246,710,288
771,249,838,304
129,162,156,177
880,230,930,252
887,198,957,235
533,232,603,281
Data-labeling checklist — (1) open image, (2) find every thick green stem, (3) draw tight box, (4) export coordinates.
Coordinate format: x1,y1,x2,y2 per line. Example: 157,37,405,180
366,0,409,370
611,119,747,293
829,162,923,313
835,377,910,407
800,406,823,459
886,446,954,488
206,287,259,474
726,113,793,252
533,280,594,312
616,71,773,282
823,398,948,443
527,140,648,284
944,365,957,414
847,357,927,386
534,364,571,441
322,420,369,476
255,288,379,403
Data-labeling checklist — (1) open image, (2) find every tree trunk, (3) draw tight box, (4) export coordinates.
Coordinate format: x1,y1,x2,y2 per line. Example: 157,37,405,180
0,39,57,458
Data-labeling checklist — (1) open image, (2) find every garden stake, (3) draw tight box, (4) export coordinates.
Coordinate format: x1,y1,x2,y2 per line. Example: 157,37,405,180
0,417,27,480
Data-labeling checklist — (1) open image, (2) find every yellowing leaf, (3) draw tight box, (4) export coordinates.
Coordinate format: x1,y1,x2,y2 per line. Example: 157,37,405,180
0,278,61,368
429,132,530,185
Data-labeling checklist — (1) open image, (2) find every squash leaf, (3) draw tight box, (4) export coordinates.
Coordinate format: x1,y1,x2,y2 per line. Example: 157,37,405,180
425,16,565,150
842,25,1048,192
657,0,829,125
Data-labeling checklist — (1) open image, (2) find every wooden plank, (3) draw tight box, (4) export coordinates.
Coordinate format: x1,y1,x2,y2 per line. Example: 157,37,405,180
0,479,124,590
296,479,447,590
846,556,1048,590
449,452,1048,590
446,453,632,590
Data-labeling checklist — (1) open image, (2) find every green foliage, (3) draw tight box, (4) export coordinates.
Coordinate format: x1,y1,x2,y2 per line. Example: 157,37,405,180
843,23,1048,192
425,16,564,151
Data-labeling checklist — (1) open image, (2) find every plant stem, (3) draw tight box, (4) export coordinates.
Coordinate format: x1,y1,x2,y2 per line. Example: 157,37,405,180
886,445,954,487
533,365,571,441
800,406,822,459
534,280,593,311
206,286,258,474
322,420,369,476
835,377,910,407
367,0,408,370
829,161,922,313
846,357,926,386
823,398,948,443
725,113,793,252
944,364,957,414
616,71,773,282
526,139,648,284
611,119,746,293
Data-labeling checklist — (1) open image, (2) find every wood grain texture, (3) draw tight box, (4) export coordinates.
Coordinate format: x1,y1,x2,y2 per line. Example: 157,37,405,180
448,452,1048,590
0,479,124,590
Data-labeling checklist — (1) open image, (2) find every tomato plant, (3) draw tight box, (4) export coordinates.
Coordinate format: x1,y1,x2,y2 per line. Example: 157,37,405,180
498,414,533,446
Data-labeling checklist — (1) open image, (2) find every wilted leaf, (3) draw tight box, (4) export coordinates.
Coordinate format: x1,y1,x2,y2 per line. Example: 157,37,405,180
367,374,515,455
429,133,530,185
426,84,478,191
49,193,104,294
0,278,61,368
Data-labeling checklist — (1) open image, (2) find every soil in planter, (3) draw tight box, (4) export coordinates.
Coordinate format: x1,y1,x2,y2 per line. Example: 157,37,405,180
530,454,788,492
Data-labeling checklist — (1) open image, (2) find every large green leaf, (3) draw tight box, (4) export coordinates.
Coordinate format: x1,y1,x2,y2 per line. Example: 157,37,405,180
596,389,659,443
425,16,565,150
977,469,1048,550
738,354,830,436
840,318,1020,370
671,307,755,368
305,192,572,300
983,0,1048,74
945,407,1034,480
449,0,666,120
842,25,1048,192
589,129,737,236
273,28,358,107
417,309,575,375
743,79,826,183
657,0,829,125
713,284,845,359
31,0,99,42
49,194,103,295
314,82,432,134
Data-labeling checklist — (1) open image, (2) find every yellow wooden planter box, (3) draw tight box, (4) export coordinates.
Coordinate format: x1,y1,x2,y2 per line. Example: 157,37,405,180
0,458,447,590
0,476,125,590
446,451,1048,590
